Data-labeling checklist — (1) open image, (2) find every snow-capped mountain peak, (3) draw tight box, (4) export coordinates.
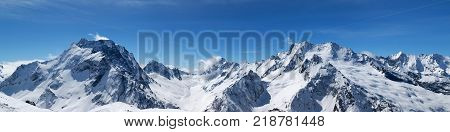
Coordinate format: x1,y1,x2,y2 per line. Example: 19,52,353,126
1,39,449,112
0,39,174,111
143,60,185,80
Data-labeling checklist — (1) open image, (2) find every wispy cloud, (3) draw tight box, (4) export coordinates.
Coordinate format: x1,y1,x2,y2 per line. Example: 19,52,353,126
361,51,376,57
47,53,58,60
0,0,92,21
1,0,261,9
0,0,264,19
200,0,260,4
197,56,223,73
0,0,48,8
0,0,48,18
112,0,261,6
89,33,109,41
113,0,179,6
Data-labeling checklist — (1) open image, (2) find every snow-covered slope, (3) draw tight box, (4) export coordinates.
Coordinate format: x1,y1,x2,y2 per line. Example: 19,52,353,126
143,60,187,80
0,92,50,112
0,39,174,111
89,102,183,112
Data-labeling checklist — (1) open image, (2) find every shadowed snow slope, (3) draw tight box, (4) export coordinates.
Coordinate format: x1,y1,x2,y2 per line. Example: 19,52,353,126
89,102,183,112
0,92,50,112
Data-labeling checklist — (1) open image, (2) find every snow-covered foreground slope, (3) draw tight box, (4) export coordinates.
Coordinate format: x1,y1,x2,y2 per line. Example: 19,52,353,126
1,39,449,112
89,102,183,112
1,93,178,112
0,92,50,112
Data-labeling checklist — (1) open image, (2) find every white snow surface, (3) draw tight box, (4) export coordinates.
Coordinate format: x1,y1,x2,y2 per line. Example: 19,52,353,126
89,102,183,112
0,92,50,112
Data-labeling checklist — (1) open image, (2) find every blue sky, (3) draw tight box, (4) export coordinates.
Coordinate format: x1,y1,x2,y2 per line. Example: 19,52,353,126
1,0,450,67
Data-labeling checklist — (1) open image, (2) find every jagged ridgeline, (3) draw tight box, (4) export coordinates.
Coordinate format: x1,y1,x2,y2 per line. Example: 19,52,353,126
0,39,449,112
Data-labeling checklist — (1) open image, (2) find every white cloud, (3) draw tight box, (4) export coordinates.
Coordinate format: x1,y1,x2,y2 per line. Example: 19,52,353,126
47,53,58,60
197,56,223,73
111,0,259,6
89,33,109,41
165,65,176,69
318,27,408,39
0,0,47,8
361,51,376,58
0,0,260,9
179,67,191,73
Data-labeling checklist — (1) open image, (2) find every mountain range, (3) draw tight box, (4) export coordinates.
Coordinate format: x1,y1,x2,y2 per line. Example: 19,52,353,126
0,39,449,112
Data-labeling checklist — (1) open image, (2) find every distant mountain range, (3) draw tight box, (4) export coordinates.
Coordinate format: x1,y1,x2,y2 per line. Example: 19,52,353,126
1,39,449,112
